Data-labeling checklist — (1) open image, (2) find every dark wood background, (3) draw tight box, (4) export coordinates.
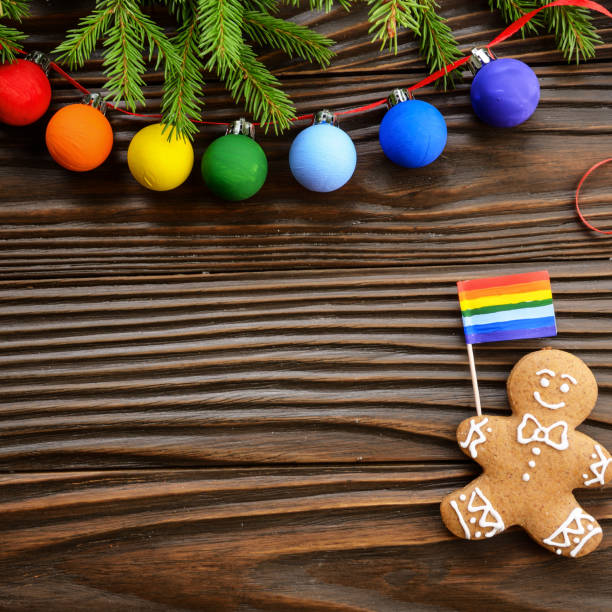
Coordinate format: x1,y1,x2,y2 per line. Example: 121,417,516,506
1,1,611,610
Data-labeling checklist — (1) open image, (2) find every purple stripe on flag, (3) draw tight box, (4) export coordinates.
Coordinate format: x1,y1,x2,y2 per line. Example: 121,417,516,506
464,325,557,344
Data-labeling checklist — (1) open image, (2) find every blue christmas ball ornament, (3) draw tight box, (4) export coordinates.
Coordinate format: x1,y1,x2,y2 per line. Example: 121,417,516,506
469,48,540,128
379,89,447,168
289,109,357,192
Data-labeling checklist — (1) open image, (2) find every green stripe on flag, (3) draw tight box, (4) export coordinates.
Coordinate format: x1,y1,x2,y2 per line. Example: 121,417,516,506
461,298,553,318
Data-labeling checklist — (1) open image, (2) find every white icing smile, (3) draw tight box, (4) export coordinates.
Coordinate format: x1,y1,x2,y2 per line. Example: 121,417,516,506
533,391,565,410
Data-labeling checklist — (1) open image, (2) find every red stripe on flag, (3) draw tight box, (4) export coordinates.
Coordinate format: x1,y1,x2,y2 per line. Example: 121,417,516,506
457,271,550,293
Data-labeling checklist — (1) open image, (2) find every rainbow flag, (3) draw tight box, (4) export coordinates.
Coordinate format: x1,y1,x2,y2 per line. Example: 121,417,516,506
457,270,557,344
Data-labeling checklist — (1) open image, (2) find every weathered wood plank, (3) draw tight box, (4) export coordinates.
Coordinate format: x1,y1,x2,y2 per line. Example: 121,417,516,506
0,465,610,611
0,262,610,470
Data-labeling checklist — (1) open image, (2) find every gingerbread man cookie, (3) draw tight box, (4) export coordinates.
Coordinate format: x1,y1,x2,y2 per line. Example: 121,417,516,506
441,348,612,557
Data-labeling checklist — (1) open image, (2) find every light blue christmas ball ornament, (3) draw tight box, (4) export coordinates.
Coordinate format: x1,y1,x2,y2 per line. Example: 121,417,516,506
289,109,357,192
379,88,447,168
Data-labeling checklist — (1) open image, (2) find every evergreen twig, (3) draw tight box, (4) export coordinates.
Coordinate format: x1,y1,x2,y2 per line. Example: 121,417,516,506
493,1,602,60
0,0,29,62
543,5,602,63
418,0,463,89
242,9,335,65
488,1,541,36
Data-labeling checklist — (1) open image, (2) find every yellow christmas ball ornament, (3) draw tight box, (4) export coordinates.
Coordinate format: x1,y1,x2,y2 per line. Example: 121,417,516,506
127,123,194,191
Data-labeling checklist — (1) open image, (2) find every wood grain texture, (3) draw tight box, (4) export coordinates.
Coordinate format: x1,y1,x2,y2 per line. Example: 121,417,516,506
0,466,610,611
1,1,612,609
1,262,611,470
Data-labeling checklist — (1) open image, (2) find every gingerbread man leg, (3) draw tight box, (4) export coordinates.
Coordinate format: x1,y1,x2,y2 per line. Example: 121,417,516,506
441,475,513,541
523,495,603,558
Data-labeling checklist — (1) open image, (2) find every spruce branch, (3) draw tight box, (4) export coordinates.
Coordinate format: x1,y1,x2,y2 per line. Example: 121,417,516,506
198,0,244,71
55,0,180,113
543,5,602,63
0,0,30,62
367,0,420,53
488,1,541,36
493,1,602,62
220,41,295,133
242,9,335,65
161,3,204,140
54,4,115,69
418,0,463,89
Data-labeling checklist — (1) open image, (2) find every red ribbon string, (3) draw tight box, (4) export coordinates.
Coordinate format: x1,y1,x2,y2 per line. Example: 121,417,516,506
6,0,612,124
575,158,612,234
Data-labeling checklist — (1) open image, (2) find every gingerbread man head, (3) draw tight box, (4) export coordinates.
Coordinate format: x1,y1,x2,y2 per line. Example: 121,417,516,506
507,348,597,427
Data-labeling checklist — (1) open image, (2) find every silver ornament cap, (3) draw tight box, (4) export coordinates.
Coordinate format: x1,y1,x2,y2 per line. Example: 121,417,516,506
387,88,413,108
227,118,255,139
468,48,497,75
313,109,337,126
25,50,51,75
81,93,107,115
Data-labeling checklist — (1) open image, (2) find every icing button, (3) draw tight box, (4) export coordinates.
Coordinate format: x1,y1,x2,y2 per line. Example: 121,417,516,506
459,494,466,501
583,473,589,479
556,548,562,555
529,460,536,468
573,537,580,544
522,473,530,482
470,517,476,524
532,447,541,455
475,531,482,538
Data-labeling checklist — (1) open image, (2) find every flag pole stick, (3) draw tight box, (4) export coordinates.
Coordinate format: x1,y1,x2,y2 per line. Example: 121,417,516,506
466,343,482,416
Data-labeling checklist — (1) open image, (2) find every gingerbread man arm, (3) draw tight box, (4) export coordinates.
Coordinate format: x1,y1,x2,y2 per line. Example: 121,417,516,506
456,414,505,465
572,432,612,489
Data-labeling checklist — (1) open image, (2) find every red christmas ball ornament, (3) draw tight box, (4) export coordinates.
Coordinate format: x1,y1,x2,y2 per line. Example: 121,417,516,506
0,51,52,126
45,94,113,172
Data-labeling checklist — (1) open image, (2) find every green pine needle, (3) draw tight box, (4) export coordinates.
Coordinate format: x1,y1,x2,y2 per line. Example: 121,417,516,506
54,4,115,69
544,5,602,63
418,0,463,89
367,0,420,54
222,41,296,133
0,0,30,62
488,1,542,37
242,9,335,65
199,0,244,72
493,1,602,62
162,5,204,140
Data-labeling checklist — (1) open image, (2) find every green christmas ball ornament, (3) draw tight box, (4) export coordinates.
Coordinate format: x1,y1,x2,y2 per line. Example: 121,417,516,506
201,119,268,201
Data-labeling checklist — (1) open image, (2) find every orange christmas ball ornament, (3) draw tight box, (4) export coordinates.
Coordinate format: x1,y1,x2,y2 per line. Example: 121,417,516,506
45,94,113,172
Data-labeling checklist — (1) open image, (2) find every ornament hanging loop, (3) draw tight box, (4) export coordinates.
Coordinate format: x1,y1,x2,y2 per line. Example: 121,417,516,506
313,109,337,126
82,93,107,115
25,51,51,75
468,48,496,75
227,118,255,139
387,88,413,108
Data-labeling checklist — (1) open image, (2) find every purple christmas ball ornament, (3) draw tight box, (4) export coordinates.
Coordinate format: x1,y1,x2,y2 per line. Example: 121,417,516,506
469,48,540,128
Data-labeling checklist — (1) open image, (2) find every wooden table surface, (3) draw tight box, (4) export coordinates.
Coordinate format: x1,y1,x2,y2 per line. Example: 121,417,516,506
1,1,611,610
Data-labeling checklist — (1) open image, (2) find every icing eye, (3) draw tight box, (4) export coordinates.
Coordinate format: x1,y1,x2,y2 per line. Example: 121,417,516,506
540,377,550,388
560,383,570,393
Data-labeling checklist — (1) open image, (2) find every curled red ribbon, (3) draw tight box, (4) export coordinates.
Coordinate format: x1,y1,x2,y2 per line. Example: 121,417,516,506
575,158,612,234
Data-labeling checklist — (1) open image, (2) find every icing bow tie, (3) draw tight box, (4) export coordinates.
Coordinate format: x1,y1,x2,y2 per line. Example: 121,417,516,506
517,414,569,450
